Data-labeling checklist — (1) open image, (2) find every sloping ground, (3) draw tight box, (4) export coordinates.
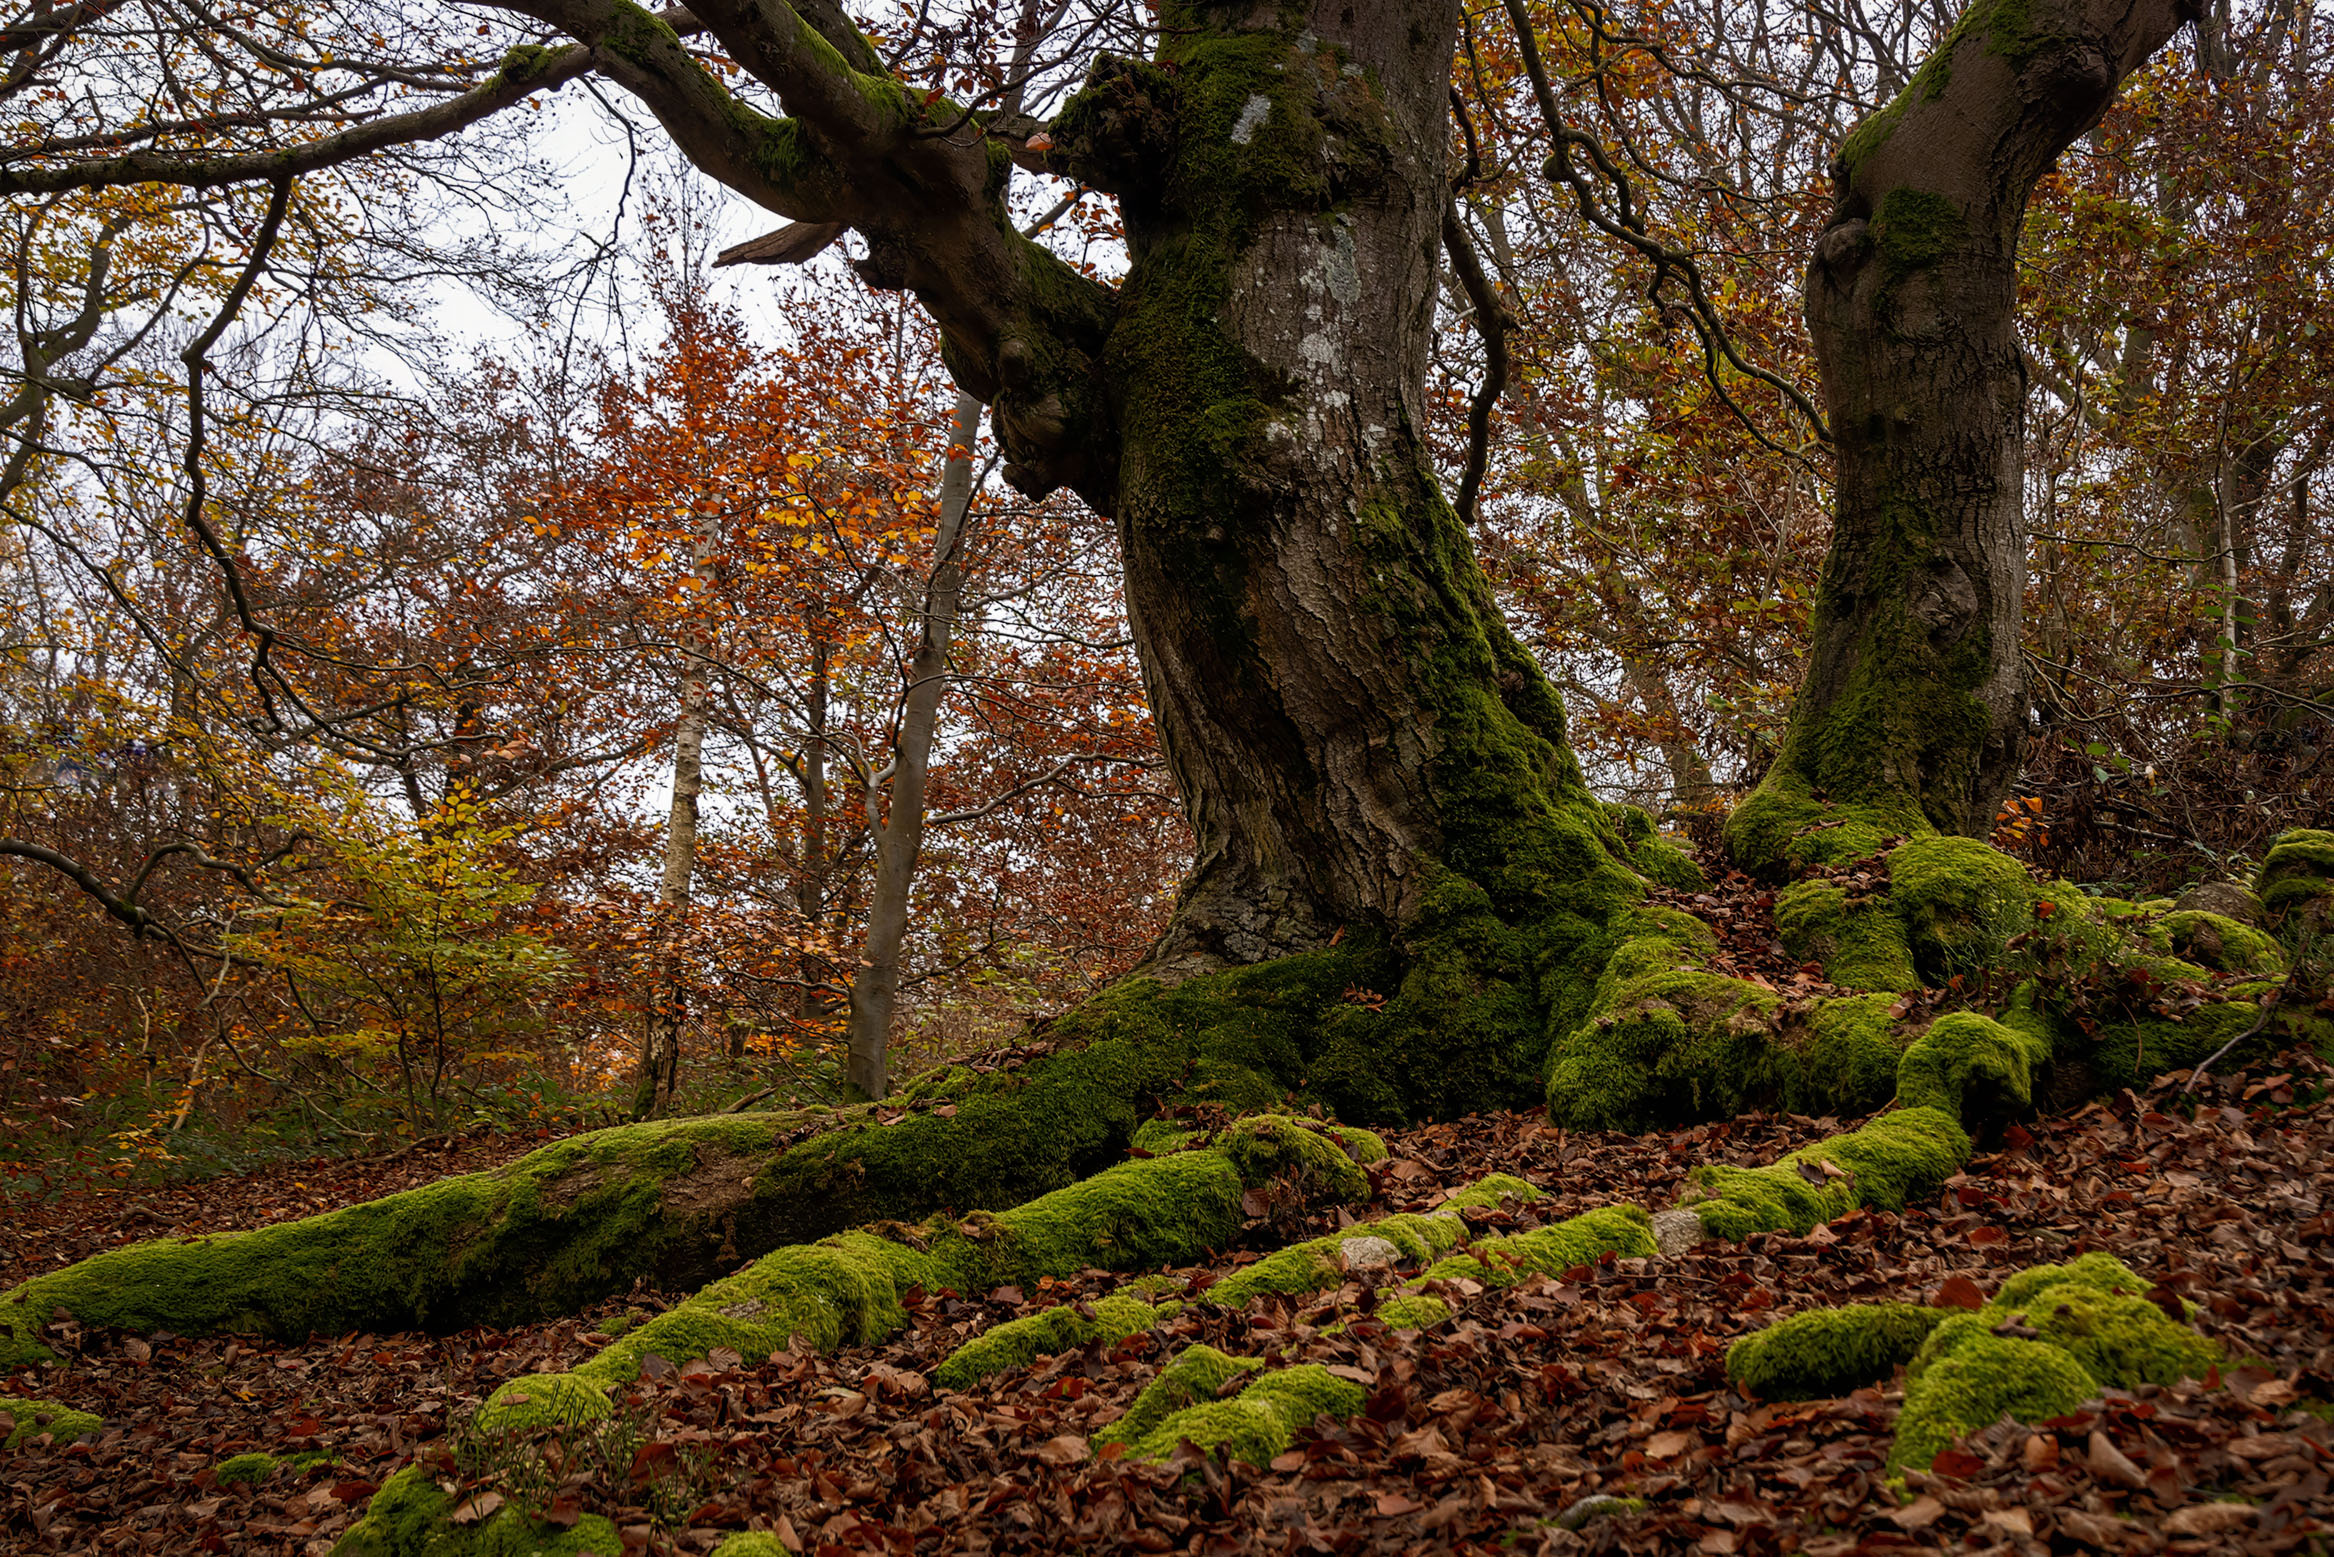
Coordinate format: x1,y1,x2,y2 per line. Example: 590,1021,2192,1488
3,1053,2330,1555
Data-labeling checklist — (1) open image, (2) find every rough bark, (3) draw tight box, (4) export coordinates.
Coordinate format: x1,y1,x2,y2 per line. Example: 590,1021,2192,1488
844,392,982,1097
1051,1,1632,976
1730,0,2202,871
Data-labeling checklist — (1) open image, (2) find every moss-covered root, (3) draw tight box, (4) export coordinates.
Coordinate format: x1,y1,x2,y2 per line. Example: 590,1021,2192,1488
1725,1304,1946,1401
482,1115,1367,1430
1094,1348,1366,1465
1888,1252,2220,1475
336,1465,621,1557
1,1396,102,1449
2257,828,2334,932
932,1291,1179,1392
1678,1107,1972,1242
1416,1204,1657,1284
1545,908,1911,1131
1894,1009,2051,1134
1775,878,1918,992
933,1173,1538,1389
0,1112,806,1367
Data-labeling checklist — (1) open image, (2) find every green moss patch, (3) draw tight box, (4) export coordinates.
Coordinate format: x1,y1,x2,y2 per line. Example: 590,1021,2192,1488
2143,912,2286,977
475,1372,615,1436
2257,828,2334,927
1419,1204,1657,1283
0,1112,803,1364
1,1396,102,1449
1681,1107,1971,1241
935,1173,1538,1388
334,1464,623,1557
1888,837,2033,981
1894,1011,2050,1131
1890,1333,2097,1474
1097,1344,1264,1451
1098,1355,1366,1465
214,1451,277,1485
1884,1253,2218,1474
1776,879,1919,992
1725,1303,1946,1401
932,1292,1175,1391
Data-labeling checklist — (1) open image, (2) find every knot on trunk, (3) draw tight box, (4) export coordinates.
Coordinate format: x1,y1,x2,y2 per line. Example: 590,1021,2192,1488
1909,556,1981,641
1050,54,1179,198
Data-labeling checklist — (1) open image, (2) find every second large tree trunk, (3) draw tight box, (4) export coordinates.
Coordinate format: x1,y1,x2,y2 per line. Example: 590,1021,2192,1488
1728,0,2200,871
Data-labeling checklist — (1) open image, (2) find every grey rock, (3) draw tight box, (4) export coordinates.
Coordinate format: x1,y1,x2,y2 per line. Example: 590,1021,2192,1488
1651,1208,1707,1256
2174,880,2264,924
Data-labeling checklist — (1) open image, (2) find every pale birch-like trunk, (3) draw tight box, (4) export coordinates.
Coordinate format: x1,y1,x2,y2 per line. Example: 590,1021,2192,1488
844,391,981,1098
634,515,718,1119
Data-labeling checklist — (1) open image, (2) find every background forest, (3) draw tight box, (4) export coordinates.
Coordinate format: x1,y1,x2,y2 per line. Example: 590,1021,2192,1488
1,0,2327,1182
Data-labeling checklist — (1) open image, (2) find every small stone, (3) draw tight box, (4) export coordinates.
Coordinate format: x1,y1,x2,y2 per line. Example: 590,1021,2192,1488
1651,1209,1706,1256
1339,1236,1399,1271
1554,1493,1641,1531
2173,880,2262,924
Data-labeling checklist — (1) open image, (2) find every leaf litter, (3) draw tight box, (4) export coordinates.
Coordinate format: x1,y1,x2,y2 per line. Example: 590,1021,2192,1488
4,1060,2332,1554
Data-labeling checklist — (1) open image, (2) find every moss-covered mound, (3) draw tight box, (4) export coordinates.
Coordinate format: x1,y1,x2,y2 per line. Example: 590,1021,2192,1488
1727,1253,2220,1475
2257,828,2334,929
2143,910,2286,977
1775,879,1919,992
1096,1351,1366,1465
1544,907,1914,1130
1,1396,102,1450
1725,1303,1946,1401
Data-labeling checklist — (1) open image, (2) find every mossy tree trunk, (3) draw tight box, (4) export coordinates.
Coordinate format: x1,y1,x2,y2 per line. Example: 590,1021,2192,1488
1728,0,2202,871
1048,4,1627,975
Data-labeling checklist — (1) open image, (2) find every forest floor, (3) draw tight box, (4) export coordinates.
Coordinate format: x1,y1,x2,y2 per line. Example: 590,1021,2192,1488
4,879,2332,1555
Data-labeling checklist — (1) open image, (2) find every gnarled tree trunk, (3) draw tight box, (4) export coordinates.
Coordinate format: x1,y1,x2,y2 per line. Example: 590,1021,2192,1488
1729,0,2202,871
1044,2,1632,980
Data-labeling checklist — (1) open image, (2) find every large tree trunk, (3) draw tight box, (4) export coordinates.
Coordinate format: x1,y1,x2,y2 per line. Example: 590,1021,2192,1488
1055,1,1634,980
1729,0,2201,871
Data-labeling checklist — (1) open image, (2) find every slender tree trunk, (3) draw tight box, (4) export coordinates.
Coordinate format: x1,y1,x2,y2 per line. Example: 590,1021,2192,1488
796,637,831,1023
844,392,982,1098
635,520,717,1119
1729,0,2202,870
